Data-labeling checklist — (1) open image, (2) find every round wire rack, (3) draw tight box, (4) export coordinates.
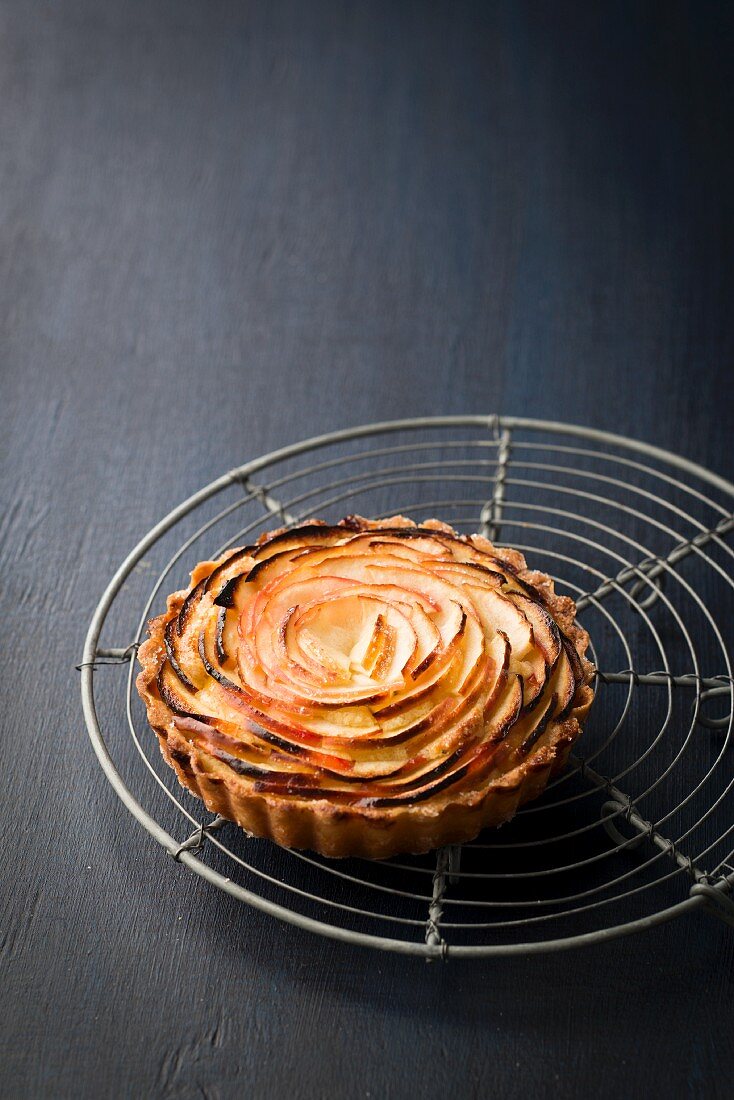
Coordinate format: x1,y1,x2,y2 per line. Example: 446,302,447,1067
80,416,734,958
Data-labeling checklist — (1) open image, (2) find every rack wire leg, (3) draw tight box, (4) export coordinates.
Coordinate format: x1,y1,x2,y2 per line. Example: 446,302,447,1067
689,881,734,928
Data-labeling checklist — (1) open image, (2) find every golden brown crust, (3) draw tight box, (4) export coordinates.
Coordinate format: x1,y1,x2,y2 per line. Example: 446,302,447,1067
136,515,595,858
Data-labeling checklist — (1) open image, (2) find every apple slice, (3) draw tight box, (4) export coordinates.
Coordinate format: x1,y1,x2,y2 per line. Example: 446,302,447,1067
512,592,562,669
430,560,505,588
551,647,577,718
203,546,256,595
157,660,213,723
249,524,346,562
518,692,557,754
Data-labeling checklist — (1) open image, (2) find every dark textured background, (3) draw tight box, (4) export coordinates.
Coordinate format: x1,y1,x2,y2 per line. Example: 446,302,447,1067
2,2,734,1097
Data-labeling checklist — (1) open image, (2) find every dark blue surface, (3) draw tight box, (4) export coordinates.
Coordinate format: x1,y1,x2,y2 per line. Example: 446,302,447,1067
2,2,733,1096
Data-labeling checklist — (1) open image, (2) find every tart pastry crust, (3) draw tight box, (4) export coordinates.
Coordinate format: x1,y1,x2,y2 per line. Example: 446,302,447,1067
136,516,595,858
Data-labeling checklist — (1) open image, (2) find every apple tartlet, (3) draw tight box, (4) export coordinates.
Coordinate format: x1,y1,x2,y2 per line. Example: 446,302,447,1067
136,515,595,858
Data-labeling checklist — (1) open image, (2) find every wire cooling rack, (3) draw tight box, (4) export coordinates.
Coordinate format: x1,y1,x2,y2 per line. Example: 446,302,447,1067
80,417,734,958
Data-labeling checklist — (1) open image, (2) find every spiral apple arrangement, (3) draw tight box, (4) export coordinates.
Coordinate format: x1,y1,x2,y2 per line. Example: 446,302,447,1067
137,515,594,857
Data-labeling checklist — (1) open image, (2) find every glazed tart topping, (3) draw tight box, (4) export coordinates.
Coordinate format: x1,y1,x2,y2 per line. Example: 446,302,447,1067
151,516,587,807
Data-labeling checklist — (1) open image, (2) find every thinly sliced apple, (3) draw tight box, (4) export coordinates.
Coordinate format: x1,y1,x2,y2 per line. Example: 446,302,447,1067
562,634,585,683
299,625,354,679
430,560,505,588
460,586,548,708
402,606,441,677
350,611,388,674
176,576,208,636
164,617,197,691
446,610,486,694
250,524,345,561
519,693,557,754
353,534,453,558
203,546,255,595
552,648,577,718
157,660,213,723
512,592,562,669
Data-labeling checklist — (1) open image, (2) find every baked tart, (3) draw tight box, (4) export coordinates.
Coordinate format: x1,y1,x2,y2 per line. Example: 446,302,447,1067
136,516,594,858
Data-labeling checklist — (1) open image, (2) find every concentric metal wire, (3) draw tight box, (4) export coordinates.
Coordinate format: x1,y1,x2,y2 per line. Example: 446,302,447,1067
80,417,734,957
